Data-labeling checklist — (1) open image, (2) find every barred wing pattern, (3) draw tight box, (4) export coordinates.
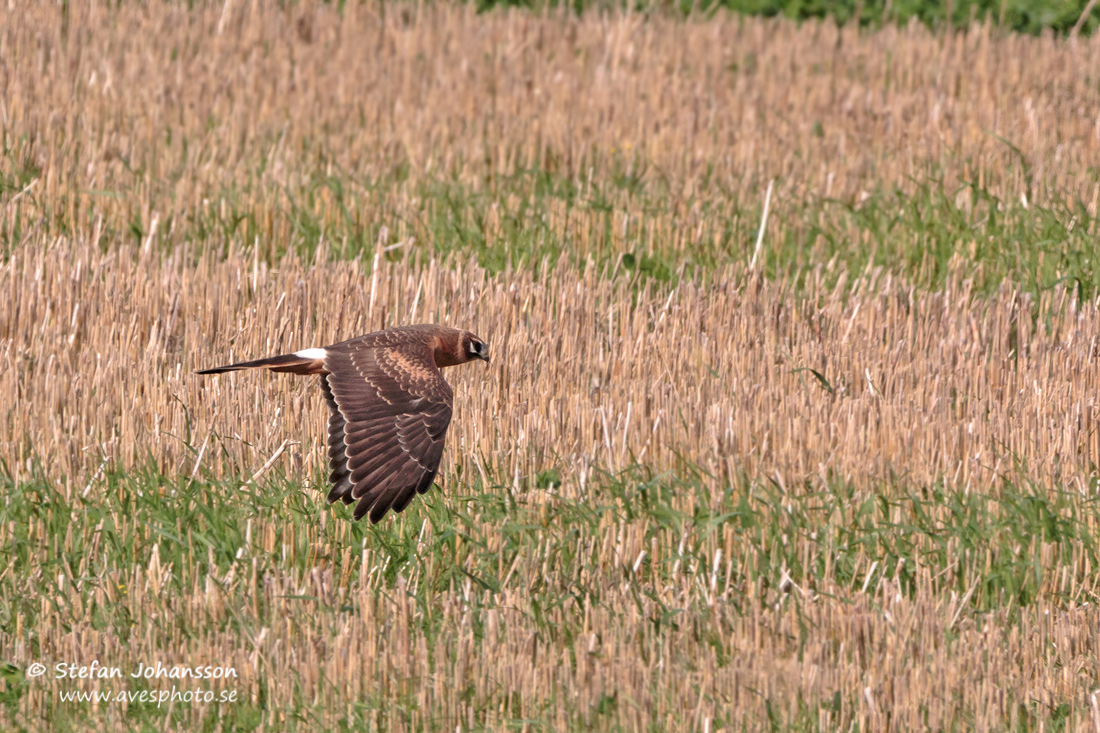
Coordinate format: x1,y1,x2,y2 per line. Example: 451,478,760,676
322,340,453,523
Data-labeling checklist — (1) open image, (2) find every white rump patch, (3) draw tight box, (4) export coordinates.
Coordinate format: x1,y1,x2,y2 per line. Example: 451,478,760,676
295,348,327,360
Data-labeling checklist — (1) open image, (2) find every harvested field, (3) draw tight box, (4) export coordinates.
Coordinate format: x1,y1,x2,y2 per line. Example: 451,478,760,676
5,242,1100,501
3,2,1099,286
2,2,1100,731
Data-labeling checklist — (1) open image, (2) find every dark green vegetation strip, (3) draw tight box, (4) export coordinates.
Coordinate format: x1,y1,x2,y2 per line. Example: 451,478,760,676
478,0,1099,36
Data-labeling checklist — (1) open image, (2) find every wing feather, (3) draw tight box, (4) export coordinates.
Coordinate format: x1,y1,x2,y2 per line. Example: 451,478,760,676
323,342,453,523
346,435,402,474
351,448,410,491
320,376,355,505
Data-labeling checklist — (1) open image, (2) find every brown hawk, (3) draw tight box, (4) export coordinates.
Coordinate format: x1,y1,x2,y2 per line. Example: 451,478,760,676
197,324,489,523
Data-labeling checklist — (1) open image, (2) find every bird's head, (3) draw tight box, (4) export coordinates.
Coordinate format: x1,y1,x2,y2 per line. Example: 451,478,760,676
462,332,490,364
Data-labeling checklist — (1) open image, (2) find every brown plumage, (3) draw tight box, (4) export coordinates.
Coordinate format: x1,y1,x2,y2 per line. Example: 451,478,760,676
196,324,489,523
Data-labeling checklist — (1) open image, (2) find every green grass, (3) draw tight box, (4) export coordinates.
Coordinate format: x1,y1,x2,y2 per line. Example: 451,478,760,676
5,458,1098,641
4,454,1099,729
228,168,1100,298
7,140,1096,301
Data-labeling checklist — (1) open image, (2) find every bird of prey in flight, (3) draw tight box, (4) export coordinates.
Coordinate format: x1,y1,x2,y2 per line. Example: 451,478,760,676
197,324,489,523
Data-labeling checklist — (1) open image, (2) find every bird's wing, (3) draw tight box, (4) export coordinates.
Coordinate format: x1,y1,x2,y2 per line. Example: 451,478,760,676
321,341,453,523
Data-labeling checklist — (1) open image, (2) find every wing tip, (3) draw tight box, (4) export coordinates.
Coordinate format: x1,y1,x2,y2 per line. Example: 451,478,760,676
353,496,377,522
327,480,354,505
351,480,419,523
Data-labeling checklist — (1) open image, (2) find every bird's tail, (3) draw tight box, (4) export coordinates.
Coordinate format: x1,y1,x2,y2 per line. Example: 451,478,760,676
195,351,326,376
